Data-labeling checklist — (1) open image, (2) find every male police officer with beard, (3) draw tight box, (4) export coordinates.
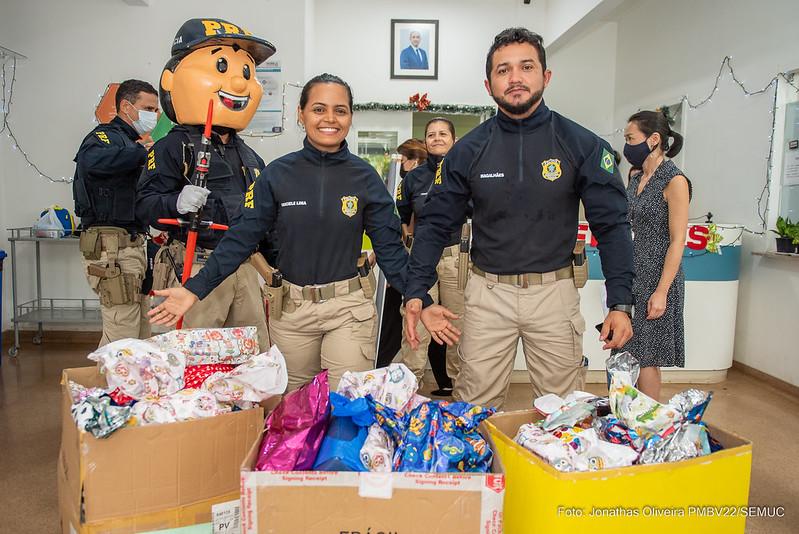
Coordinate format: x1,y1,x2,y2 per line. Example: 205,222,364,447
405,28,635,409
73,79,159,346
136,18,276,351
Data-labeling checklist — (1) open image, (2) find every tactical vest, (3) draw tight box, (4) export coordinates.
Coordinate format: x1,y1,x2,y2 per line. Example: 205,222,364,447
174,126,262,249
73,123,140,230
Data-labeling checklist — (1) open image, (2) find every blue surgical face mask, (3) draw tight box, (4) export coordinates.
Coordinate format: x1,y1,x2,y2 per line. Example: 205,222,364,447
623,138,653,169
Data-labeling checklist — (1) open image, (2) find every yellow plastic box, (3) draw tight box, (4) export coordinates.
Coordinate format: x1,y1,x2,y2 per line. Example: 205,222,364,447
486,409,752,533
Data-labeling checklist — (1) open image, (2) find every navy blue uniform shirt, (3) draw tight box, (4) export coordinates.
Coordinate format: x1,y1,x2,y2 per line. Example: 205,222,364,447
406,102,633,308
73,116,147,234
184,138,408,300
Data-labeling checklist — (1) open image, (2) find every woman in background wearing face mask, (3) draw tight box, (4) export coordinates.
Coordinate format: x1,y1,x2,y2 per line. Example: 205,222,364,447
616,110,690,401
396,118,468,394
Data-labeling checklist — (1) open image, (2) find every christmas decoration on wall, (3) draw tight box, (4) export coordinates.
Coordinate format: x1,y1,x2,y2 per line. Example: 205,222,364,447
1,48,75,183
601,56,799,235
353,101,495,116
408,92,431,112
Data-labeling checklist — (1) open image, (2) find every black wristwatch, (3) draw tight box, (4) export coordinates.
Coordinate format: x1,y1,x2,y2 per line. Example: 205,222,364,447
609,304,633,317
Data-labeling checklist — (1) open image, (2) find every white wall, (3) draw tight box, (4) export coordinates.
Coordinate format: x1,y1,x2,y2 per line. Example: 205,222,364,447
309,0,546,106
546,21,618,134
608,0,799,385
0,0,308,331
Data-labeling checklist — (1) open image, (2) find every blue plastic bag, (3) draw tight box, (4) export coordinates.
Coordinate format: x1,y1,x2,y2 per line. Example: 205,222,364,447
313,392,374,471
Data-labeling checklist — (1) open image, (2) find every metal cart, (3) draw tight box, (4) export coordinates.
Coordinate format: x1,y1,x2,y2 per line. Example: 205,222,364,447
6,227,101,357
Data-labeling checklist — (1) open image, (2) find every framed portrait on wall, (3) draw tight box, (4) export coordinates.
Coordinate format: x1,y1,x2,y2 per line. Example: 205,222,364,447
390,19,439,80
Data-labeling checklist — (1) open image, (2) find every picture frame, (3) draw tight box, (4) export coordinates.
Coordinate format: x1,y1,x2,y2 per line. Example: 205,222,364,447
390,19,439,80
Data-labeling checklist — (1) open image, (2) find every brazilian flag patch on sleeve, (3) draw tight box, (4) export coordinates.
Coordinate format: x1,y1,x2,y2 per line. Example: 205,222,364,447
600,148,615,174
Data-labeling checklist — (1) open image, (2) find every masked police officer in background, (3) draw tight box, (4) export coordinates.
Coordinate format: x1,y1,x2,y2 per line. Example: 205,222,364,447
137,18,276,351
73,79,159,347
405,28,635,409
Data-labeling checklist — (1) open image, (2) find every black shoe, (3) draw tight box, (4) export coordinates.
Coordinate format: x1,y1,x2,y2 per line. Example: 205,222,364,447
431,388,453,397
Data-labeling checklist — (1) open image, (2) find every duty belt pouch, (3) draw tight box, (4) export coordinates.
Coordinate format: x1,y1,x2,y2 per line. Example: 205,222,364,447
265,271,284,321
152,261,172,292
95,264,129,306
357,253,376,299
572,240,589,289
79,230,101,260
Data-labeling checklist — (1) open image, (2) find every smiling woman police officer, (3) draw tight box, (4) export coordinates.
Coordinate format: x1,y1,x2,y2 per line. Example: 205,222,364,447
150,74,409,391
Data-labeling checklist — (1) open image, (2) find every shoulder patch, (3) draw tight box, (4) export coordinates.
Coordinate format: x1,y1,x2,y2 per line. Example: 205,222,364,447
95,131,110,144
600,148,615,174
244,181,255,209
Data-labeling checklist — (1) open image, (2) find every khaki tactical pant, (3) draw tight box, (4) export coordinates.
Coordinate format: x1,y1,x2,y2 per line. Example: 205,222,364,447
454,275,586,409
400,245,464,385
82,236,150,347
270,280,377,392
154,244,270,352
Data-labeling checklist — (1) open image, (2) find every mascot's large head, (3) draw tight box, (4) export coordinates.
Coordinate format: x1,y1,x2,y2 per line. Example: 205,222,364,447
160,18,276,131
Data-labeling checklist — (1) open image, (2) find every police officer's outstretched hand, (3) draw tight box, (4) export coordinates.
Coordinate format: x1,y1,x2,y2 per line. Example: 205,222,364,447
405,298,461,349
148,287,199,326
177,185,211,214
599,311,633,350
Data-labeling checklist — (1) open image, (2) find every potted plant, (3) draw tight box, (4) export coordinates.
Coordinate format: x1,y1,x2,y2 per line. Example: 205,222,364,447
787,221,799,254
772,216,795,253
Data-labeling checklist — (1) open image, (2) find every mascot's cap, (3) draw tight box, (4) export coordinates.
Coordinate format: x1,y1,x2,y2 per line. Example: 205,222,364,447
171,18,276,65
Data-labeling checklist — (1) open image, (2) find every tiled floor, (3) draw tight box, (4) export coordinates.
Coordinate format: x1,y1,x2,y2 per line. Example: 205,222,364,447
0,342,796,533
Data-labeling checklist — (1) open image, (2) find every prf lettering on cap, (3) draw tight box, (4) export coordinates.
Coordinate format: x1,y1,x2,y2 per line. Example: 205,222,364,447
201,20,251,36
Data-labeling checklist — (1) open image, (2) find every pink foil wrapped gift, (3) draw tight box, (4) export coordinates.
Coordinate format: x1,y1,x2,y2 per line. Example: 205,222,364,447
255,370,330,471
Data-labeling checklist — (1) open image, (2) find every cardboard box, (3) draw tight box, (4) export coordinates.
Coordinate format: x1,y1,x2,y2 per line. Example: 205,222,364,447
59,367,264,533
486,409,753,534
239,423,505,533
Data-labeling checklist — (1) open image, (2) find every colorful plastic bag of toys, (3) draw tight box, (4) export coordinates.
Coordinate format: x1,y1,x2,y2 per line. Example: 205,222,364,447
639,423,711,464
515,423,638,472
373,400,495,473
256,370,330,471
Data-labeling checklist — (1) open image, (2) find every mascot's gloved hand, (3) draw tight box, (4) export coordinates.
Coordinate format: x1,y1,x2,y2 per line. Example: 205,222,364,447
177,185,211,214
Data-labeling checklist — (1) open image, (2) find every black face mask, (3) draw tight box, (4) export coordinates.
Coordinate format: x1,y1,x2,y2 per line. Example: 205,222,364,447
399,166,409,179
623,139,654,169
